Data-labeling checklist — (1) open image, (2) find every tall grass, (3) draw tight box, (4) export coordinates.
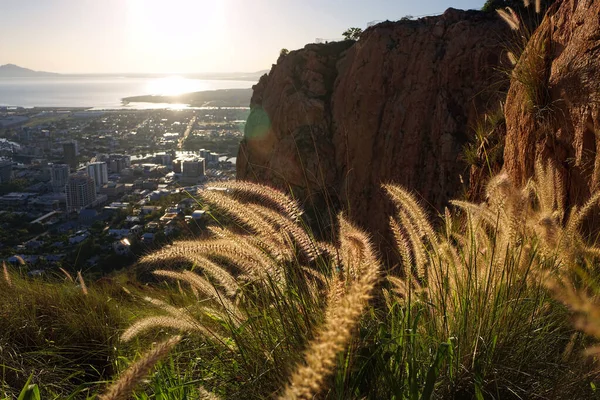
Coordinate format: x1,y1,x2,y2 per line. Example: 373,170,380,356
104,172,600,399
111,182,383,399
336,161,599,399
3,163,600,398
495,0,553,116
0,269,130,398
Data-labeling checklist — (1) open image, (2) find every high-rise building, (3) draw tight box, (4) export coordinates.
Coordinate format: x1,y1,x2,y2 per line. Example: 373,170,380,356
66,173,96,212
63,141,78,170
107,154,131,173
181,158,205,184
50,164,70,193
0,160,12,183
86,162,108,190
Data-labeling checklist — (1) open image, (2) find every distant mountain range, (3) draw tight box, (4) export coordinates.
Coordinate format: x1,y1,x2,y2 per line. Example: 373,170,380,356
0,64,59,77
0,64,268,80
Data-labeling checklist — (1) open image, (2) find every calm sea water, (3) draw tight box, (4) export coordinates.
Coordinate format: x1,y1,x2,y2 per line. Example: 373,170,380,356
0,76,255,108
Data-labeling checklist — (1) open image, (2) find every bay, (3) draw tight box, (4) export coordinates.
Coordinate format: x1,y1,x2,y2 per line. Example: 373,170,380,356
0,76,256,108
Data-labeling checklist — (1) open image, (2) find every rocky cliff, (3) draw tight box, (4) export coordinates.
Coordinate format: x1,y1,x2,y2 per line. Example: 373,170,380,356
238,8,509,247
503,0,600,210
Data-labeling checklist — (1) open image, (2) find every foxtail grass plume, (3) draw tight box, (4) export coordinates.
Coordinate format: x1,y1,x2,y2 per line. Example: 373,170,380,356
210,180,304,221
198,386,221,400
497,7,520,30
99,335,181,400
121,295,230,344
59,267,74,282
152,269,243,321
77,271,88,295
3,261,12,287
280,215,379,400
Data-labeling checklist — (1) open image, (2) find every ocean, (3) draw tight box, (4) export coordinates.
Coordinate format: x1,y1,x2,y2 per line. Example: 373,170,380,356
0,76,256,109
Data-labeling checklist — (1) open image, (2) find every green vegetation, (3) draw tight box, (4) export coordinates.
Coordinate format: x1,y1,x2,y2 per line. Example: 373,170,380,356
493,0,553,118
463,105,505,172
342,27,363,41
482,0,527,12
2,170,600,398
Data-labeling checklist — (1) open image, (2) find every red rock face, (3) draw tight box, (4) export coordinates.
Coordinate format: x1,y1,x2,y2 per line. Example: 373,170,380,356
237,42,352,209
331,9,507,245
503,0,600,208
238,9,508,248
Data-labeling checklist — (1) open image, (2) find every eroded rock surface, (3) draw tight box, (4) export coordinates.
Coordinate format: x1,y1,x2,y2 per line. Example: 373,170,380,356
238,8,508,246
503,0,600,208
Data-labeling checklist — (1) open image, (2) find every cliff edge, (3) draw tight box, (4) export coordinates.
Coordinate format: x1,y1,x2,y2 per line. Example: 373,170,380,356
238,8,509,245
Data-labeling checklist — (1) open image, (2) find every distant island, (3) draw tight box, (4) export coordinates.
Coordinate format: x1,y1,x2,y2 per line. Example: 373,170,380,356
0,64,59,77
122,88,253,107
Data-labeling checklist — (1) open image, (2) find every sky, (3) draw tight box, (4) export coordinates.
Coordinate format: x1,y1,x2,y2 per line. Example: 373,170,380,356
0,0,486,74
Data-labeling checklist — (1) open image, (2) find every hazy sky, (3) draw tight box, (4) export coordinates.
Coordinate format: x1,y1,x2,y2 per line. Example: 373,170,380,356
1,0,486,74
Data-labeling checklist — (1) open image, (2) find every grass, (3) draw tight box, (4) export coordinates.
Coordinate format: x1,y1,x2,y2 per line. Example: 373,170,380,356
463,104,506,174
494,0,554,118
2,168,600,398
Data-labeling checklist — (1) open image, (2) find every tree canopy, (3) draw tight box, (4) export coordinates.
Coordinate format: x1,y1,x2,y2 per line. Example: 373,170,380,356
342,27,362,41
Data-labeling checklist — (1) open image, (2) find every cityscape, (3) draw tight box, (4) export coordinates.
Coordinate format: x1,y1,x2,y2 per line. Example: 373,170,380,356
0,106,248,275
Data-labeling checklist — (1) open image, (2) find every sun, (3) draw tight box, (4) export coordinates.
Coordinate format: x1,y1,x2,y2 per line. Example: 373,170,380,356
125,0,228,73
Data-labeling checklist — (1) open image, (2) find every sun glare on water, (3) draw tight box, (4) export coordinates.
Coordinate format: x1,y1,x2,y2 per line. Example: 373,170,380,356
146,76,208,96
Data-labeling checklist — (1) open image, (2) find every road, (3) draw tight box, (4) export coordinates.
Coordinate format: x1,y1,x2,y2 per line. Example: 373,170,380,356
179,116,197,150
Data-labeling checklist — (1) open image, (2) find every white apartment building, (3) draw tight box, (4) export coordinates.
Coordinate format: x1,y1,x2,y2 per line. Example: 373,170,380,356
87,162,108,190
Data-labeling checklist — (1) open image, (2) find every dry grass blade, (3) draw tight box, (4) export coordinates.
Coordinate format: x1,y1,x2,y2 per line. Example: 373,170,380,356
144,296,192,320
2,261,12,287
99,335,181,400
59,267,74,282
77,271,88,295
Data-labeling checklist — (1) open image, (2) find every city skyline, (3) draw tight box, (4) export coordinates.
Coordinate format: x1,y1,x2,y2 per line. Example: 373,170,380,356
1,0,485,74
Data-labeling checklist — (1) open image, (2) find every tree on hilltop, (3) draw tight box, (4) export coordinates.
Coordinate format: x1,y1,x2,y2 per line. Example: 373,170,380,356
342,27,362,41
